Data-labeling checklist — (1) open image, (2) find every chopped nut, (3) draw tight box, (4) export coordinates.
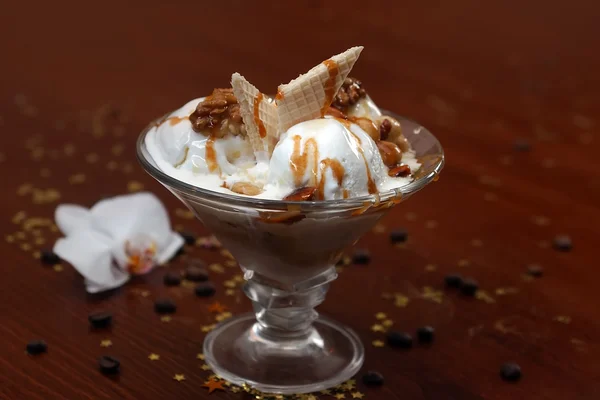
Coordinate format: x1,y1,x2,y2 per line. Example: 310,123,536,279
388,165,411,177
379,119,392,141
283,187,317,201
377,141,403,167
377,116,409,152
230,182,262,196
354,118,379,141
331,77,367,111
189,88,244,137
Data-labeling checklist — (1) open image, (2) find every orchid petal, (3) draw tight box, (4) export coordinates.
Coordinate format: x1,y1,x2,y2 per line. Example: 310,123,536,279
55,204,91,236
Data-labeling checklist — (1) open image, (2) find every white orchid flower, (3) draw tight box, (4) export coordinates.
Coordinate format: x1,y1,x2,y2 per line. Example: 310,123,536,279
53,192,184,293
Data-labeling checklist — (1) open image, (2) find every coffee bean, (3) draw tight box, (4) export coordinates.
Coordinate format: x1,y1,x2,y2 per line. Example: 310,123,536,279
184,265,209,282
500,362,522,382
163,272,182,286
526,264,543,277
362,370,384,386
417,326,435,343
41,250,61,265
386,331,413,349
99,356,120,374
389,228,408,244
88,312,113,329
180,232,196,246
513,138,531,152
553,235,572,252
460,278,479,296
154,298,176,314
26,340,47,355
444,274,463,288
195,282,216,298
351,249,371,265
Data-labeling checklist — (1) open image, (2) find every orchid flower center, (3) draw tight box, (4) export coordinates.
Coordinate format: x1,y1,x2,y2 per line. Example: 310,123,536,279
124,235,157,275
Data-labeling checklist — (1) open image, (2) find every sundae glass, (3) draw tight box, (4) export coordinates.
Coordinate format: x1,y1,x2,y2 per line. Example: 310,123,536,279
136,47,444,394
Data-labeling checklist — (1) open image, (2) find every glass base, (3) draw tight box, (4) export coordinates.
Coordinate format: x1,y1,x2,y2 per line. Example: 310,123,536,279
204,313,364,394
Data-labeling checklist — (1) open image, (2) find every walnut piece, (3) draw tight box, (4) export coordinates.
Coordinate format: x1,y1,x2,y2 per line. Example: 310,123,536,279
189,88,245,138
283,187,317,201
388,164,411,177
376,116,409,152
230,182,262,196
377,141,403,167
331,77,367,112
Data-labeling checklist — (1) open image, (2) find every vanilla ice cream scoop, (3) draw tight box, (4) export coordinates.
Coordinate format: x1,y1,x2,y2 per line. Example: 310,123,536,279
263,118,390,200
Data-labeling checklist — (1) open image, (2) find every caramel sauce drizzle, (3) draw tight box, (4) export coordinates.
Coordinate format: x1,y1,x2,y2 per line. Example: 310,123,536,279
290,135,319,187
348,131,378,194
317,158,345,200
173,147,189,168
275,89,284,101
320,59,339,116
205,134,218,173
253,92,267,138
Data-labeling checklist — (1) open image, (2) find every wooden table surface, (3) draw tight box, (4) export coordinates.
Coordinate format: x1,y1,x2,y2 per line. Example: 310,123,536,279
1,1,599,399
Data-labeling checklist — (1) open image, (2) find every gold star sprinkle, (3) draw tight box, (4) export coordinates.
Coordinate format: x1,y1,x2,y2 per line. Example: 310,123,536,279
531,215,550,226
68,173,86,184
424,264,437,272
5,235,14,243
306,395,317,400
375,312,387,320
202,378,225,393
215,312,232,322
100,339,112,347
230,386,241,393
232,275,244,283
320,389,332,395
201,363,212,371
148,353,160,361
372,340,385,347
225,260,237,268
351,392,365,399
140,290,150,297
394,293,410,308
223,280,236,288
225,289,236,296
52,264,63,272
209,263,225,273
201,324,216,332
371,324,386,333
33,251,41,259
127,181,144,192
173,374,185,382
382,319,394,327
475,290,495,304
335,394,346,399
34,237,45,245
220,249,234,259
160,316,172,323
495,287,519,296
20,243,32,251
207,302,227,313
196,353,205,360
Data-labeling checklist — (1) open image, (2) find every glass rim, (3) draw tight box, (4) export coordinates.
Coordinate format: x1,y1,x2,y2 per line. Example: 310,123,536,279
136,110,445,211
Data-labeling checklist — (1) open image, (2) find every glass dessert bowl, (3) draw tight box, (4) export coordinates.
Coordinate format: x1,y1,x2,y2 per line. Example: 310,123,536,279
137,112,444,394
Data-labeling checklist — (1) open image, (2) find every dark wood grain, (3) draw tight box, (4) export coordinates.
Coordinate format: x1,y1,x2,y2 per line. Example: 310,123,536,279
1,1,599,399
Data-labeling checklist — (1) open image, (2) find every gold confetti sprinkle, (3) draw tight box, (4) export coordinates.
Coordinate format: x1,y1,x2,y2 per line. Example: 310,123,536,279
232,275,244,283
495,287,519,296
220,249,234,259
424,264,437,272
140,290,150,297
215,312,232,322
375,312,387,320
33,251,41,259
100,339,113,347
15,231,26,240
351,392,365,399
201,324,216,332
111,143,125,156
34,237,45,245
20,243,32,251
470,239,483,247
202,378,225,393
425,220,438,229
173,374,186,382
127,181,144,192
209,263,225,273
394,293,410,308
148,353,160,361
225,289,236,296
223,280,236,288
370,324,386,333
32,188,61,204
175,208,195,219
160,316,172,323
53,264,63,272
196,353,205,360
382,319,394,327
85,153,99,164
458,259,471,267
5,235,15,243
107,160,118,170
68,173,86,184
225,260,237,268
207,302,227,313
181,280,195,289
201,363,212,371
64,143,76,156
335,393,346,399
422,287,444,304
320,390,332,395
554,315,571,324
475,290,495,304
230,386,241,393
372,340,385,347
17,184,33,196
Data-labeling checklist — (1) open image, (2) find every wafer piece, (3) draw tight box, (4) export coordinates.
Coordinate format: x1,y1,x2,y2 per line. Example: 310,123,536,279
231,73,279,156
276,46,363,132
